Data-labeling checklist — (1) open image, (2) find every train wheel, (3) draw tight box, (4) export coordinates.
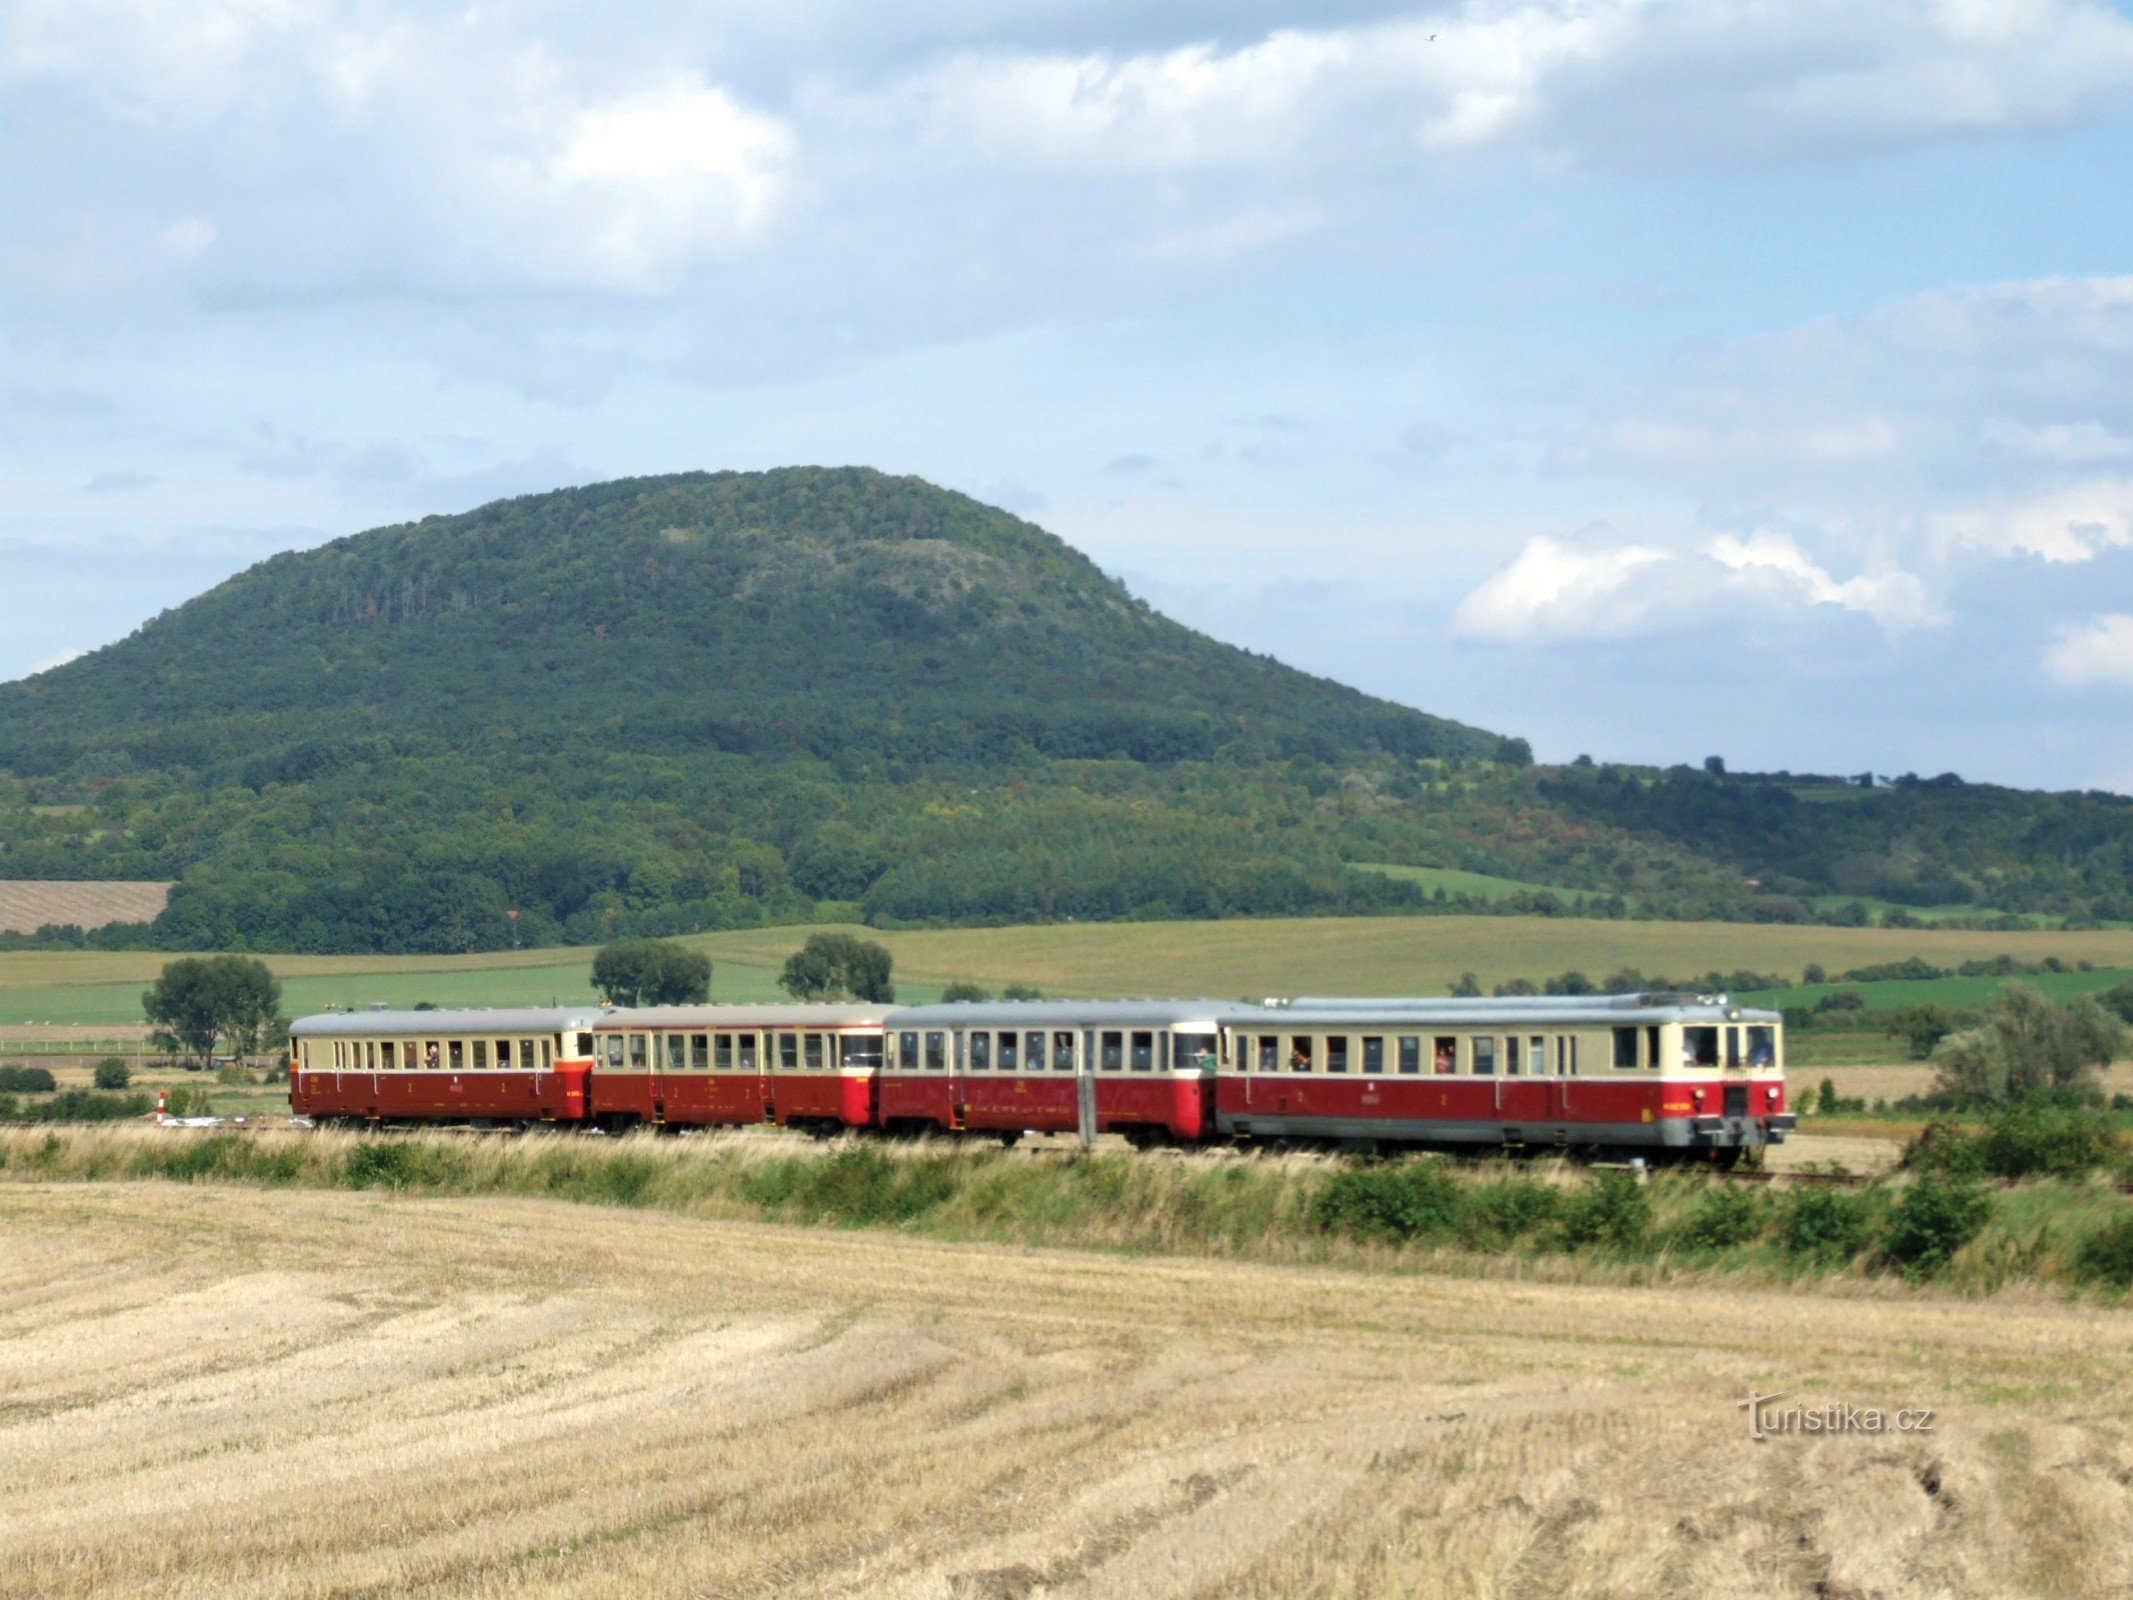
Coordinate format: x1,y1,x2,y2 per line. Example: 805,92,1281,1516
997,1130,1024,1150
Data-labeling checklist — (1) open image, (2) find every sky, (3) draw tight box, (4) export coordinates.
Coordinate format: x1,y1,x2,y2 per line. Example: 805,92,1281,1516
7,0,2133,792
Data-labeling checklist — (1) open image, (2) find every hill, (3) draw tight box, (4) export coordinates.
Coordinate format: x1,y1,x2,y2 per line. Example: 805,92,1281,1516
1,467,2127,953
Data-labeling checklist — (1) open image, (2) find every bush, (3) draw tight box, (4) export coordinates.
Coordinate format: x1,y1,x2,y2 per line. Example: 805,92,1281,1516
1555,1171,1651,1250
93,1058,131,1090
1463,1178,1558,1244
1906,1104,2120,1180
0,1064,56,1093
2072,1212,2133,1288
1675,1183,1767,1250
346,1141,416,1190
1776,1188,1873,1263
0,1089,152,1123
1884,1176,1992,1275
1313,1161,1466,1242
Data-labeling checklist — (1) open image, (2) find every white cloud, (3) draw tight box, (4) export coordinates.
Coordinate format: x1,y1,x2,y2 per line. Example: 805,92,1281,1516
16,646,85,679
2044,613,2133,688
1936,478,2133,563
892,0,2133,173
1453,529,1944,642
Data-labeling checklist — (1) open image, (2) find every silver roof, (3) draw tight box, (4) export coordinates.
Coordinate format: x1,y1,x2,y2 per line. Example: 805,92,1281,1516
593,1004,890,1028
887,999,1259,1029
290,1006,606,1037
1269,994,1781,1026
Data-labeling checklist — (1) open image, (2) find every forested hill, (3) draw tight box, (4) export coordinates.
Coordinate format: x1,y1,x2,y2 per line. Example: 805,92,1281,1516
0,468,1504,772
0,467,2126,954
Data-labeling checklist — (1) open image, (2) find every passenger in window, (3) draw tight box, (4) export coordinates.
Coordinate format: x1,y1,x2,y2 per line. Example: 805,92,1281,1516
425,1043,440,1071
1289,1040,1313,1072
1433,1041,1455,1075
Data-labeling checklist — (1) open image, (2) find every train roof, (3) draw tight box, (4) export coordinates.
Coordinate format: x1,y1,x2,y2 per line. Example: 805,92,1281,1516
592,1004,891,1028
290,1006,606,1037
1272,994,1782,1025
887,999,1259,1028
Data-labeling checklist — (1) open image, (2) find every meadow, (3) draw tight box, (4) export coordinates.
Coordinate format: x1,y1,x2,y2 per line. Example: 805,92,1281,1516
4,1170,2132,1598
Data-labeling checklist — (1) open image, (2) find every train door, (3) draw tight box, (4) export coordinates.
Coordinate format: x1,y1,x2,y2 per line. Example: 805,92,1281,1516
1548,1034,1577,1124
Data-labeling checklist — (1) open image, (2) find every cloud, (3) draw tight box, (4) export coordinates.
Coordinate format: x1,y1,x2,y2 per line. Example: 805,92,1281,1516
1453,530,1943,642
1935,478,2133,563
2044,613,2133,688
890,0,2133,174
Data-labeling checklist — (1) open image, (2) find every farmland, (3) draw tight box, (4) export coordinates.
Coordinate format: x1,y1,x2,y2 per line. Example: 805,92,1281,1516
3,1178,2131,1598
8,914,2133,1027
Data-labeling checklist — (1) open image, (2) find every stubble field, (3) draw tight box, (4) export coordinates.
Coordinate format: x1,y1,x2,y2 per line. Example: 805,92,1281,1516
4,1182,2131,1599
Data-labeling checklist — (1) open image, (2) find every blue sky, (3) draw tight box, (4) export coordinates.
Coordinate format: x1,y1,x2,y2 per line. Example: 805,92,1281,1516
7,0,2133,790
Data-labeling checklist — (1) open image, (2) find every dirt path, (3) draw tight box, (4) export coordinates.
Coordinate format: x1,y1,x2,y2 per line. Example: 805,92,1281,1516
3,1184,2130,1599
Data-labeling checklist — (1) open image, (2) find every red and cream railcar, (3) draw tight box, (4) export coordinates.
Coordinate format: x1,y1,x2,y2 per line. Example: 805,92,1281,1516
1214,995,1791,1156
586,1005,888,1134
880,1001,1257,1144
289,1007,603,1126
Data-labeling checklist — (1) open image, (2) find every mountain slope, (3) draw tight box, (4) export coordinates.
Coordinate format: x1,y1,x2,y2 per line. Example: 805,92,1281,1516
0,468,1505,780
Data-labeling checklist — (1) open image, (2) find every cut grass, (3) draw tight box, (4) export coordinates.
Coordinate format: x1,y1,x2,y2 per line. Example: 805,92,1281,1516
1743,968,2133,1014
1347,862,1622,905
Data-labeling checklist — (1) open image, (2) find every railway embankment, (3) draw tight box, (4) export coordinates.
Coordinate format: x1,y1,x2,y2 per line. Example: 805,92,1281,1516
7,1120,2133,1297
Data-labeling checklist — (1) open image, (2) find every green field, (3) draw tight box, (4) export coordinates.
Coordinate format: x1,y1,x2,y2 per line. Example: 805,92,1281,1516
1739,967,2133,1014
1347,862,1612,904
11,914,2133,1027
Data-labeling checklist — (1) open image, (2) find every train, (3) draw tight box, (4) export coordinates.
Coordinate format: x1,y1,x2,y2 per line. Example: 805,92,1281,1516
289,991,1793,1159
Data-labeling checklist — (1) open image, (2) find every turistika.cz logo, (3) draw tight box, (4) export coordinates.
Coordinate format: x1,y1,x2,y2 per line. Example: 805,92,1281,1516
1739,1391,1935,1441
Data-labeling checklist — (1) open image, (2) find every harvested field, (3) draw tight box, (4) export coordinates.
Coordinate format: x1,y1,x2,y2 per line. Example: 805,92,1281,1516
0,879,171,934
3,1183,2130,1599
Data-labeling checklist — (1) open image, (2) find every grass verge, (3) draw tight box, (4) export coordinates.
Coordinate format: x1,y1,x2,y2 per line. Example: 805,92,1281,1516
8,1125,2133,1297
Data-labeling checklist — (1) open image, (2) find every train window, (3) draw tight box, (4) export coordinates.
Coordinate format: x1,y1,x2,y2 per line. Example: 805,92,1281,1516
805,1034,824,1070
1326,1037,1349,1074
1472,1037,1497,1076
576,1032,595,1057
714,1033,733,1070
1288,1036,1314,1073
472,1040,489,1070
1529,1036,1546,1075
405,1040,419,1070
1503,1036,1520,1077
1160,1033,1172,1071
689,1034,708,1070
381,1040,396,1069
524,1040,540,1071
496,1040,512,1068
1683,1027,1720,1068
1399,1036,1421,1074
1433,1037,1456,1075
423,1041,441,1070
1558,1037,1577,1076
603,1036,623,1068
666,1035,684,1071
841,1034,883,1069
971,1031,992,1071
1178,1033,1217,1070
1052,1031,1076,1071
1613,1027,1639,1069
896,1031,918,1070
1258,1035,1279,1072
1026,1031,1046,1071
1646,1025,1661,1069
1747,1026,1777,1068
1100,1031,1123,1071
628,1034,647,1070
779,1033,799,1071
924,1032,945,1071
1131,1031,1154,1071
446,1040,462,1070
1725,1027,1742,1069
997,1031,1018,1071
1362,1036,1384,1074
739,1035,759,1071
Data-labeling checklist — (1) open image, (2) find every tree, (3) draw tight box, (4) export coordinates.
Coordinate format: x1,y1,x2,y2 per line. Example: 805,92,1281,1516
1450,972,1482,998
1001,983,1043,1001
940,980,991,1002
142,956,284,1063
93,1058,131,1090
1932,983,2127,1101
778,932,896,1002
1888,1002,1963,1060
591,939,712,1007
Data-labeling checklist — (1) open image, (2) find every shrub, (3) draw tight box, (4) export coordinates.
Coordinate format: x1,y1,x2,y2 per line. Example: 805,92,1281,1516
1313,1161,1466,1242
0,1065,56,1093
1884,1177,1992,1275
1932,984,2126,1101
346,1141,416,1190
2072,1212,2133,1288
1555,1171,1650,1250
0,1089,152,1123
93,1058,131,1090
1675,1183,1767,1250
1906,1104,2119,1180
1463,1178,1558,1244
1775,1188,1872,1263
